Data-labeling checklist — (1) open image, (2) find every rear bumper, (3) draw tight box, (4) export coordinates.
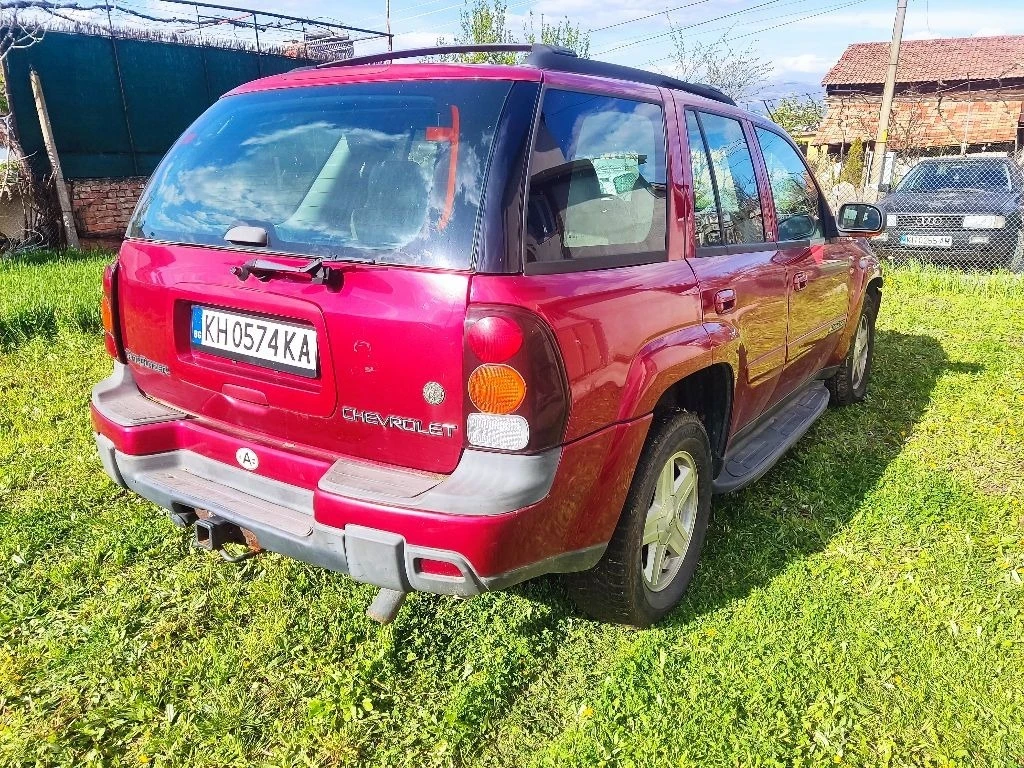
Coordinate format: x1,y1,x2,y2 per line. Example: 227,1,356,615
91,364,634,595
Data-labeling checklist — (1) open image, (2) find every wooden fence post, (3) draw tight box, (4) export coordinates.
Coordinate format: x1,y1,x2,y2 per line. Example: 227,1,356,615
29,69,80,249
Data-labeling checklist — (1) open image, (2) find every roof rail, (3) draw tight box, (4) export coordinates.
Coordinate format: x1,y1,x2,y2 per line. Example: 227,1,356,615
524,46,737,106
317,43,537,69
314,43,737,107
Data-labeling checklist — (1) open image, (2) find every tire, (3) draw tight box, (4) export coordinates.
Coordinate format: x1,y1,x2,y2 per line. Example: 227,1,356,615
1008,229,1024,273
827,291,878,406
567,412,713,627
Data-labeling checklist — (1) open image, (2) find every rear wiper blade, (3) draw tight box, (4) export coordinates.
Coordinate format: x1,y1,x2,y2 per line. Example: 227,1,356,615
231,256,341,289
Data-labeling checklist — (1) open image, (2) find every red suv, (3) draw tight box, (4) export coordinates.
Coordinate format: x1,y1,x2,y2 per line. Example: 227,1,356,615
92,44,884,626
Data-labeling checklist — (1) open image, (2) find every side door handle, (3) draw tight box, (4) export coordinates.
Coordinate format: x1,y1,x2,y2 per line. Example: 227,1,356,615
714,288,737,314
793,271,808,291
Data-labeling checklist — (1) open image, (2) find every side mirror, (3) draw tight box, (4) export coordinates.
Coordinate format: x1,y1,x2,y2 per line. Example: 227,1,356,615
837,202,884,237
877,183,891,194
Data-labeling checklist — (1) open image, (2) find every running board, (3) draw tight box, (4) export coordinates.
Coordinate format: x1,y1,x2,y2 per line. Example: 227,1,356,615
713,383,830,494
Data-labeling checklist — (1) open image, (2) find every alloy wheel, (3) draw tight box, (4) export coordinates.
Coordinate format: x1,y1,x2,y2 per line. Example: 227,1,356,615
851,314,870,390
641,450,699,592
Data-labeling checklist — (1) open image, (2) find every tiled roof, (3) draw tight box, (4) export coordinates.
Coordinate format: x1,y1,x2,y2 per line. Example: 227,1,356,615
812,97,1024,146
822,35,1024,85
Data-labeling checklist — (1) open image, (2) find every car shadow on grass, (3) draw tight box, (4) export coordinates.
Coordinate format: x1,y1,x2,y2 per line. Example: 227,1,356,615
388,330,971,753
512,329,981,627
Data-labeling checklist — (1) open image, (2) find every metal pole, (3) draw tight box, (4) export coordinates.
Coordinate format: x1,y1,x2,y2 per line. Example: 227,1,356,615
30,70,80,249
961,75,972,155
867,0,908,197
198,3,213,104
253,12,262,75
151,0,391,39
386,0,392,50
105,0,140,176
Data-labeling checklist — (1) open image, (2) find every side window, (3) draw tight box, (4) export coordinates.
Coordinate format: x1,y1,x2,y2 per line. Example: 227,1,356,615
755,127,824,242
696,112,765,245
684,111,722,247
525,89,667,271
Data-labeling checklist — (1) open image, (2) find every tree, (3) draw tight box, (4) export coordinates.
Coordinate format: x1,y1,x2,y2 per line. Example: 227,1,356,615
437,0,590,64
437,0,517,64
665,28,771,103
840,136,865,187
2,10,47,115
523,13,590,58
769,95,825,136
1,10,54,250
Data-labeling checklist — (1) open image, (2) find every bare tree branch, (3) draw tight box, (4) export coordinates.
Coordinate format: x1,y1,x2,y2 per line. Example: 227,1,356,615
664,25,773,103
1,9,56,252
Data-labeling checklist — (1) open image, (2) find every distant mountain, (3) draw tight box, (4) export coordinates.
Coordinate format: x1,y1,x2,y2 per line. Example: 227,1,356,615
737,78,825,115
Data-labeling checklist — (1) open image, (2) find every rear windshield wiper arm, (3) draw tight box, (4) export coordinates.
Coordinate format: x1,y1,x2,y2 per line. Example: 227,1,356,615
232,256,340,289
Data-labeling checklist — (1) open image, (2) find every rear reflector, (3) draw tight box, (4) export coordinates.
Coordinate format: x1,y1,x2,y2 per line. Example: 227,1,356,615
416,558,463,578
467,413,529,451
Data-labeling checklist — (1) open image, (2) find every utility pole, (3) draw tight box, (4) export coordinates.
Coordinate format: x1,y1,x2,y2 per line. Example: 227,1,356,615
867,0,908,198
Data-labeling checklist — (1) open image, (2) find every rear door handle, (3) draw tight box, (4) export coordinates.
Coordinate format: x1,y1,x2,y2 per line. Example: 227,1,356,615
793,271,808,291
714,288,737,314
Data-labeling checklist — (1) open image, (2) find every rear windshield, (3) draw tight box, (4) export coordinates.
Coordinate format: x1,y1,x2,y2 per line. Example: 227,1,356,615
895,160,1014,193
128,80,514,269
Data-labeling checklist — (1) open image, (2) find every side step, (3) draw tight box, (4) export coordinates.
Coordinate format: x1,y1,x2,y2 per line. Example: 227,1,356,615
713,383,830,494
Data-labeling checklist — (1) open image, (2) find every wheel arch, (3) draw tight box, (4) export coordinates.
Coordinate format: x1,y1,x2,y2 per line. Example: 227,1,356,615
830,267,883,368
615,324,735,474
650,362,734,475
866,274,883,303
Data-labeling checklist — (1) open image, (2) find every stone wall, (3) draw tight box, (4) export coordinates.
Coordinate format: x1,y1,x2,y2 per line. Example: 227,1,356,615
68,177,148,239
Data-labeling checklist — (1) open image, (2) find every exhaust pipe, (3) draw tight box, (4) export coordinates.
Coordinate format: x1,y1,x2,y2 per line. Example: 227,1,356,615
367,588,408,624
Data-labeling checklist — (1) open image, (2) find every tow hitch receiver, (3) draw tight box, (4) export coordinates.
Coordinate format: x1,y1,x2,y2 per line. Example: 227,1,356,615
194,516,261,563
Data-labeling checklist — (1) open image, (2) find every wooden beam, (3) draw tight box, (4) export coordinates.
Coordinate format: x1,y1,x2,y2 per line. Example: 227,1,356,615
29,69,80,250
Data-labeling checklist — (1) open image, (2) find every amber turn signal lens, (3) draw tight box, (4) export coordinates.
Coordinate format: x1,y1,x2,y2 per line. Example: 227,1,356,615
468,364,526,414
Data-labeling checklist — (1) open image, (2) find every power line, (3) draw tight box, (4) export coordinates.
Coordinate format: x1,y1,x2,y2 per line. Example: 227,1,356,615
596,0,789,55
588,0,714,33
730,0,870,39
639,0,872,68
634,0,827,61
388,0,539,41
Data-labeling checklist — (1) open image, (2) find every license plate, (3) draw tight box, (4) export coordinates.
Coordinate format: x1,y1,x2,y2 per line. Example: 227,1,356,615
190,306,318,377
900,234,952,248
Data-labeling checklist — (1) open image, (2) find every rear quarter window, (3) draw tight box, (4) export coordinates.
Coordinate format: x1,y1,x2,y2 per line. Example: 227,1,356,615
524,89,668,273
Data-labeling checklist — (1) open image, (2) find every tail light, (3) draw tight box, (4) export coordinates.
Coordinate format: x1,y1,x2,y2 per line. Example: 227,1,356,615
463,306,568,453
101,261,125,362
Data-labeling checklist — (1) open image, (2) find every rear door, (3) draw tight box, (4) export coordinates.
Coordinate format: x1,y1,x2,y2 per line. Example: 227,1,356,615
118,78,520,474
118,244,471,474
752,126,851,402
680,106,789,432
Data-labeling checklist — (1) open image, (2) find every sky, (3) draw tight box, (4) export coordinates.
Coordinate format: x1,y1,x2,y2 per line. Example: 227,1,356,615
231,0,1024,105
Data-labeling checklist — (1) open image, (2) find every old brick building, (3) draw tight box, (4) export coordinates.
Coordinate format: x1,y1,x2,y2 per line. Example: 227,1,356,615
812,35,1024,181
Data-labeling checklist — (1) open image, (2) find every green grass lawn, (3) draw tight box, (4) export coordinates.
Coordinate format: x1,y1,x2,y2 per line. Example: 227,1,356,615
1,250,1023,767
